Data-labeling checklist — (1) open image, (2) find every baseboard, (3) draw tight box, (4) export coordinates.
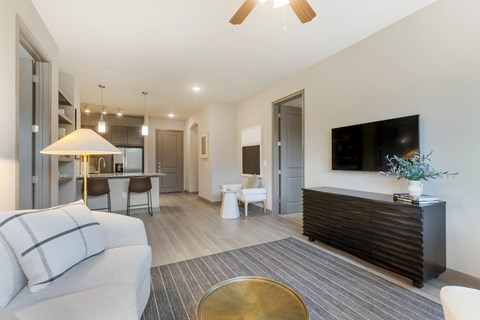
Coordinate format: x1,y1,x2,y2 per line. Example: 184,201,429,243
197,196,222,205
442,268,480,289
183,190,198,194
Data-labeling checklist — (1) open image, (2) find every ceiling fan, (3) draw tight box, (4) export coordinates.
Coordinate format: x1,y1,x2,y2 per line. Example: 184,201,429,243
230,0,316,25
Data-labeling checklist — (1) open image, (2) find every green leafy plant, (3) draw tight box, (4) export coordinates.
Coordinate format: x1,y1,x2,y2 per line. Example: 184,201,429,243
381,151,458,181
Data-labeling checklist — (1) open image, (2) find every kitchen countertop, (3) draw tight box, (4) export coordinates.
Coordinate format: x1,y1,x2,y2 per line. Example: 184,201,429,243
77,172,166,180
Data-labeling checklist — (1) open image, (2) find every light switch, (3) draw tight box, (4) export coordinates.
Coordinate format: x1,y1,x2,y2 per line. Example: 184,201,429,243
263,161,268,167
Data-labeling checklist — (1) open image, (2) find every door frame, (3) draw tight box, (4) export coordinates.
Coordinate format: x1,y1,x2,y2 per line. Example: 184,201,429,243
17,18,52,209
271,90,305,215
155,129,185,192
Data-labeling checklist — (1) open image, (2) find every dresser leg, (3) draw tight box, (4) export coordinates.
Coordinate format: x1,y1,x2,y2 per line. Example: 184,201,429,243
413,281,424,288
308,237,315,242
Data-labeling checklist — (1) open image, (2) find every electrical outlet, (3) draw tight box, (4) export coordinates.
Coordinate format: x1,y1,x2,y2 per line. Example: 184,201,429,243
122,192,127,199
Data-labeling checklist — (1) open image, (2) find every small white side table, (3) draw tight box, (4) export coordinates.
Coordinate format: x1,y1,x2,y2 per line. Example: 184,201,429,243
220,190,240,219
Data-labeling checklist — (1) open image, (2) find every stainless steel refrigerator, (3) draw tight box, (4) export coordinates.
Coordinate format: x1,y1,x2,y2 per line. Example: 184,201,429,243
113,147,143,173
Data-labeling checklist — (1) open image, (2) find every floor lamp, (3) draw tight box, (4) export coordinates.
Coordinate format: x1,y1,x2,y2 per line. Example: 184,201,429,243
41,128,121,204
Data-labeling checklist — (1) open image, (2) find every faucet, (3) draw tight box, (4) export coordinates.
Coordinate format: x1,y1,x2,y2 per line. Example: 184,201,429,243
97,157,106,174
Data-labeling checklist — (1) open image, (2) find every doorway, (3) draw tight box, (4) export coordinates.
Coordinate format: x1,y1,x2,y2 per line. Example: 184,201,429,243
18,42,51,209
156,130,184,193
272,91,304,215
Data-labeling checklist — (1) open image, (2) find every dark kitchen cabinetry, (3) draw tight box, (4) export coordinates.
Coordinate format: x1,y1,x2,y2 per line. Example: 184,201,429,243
111,126,127,145
303,187,446,288
111,126,143,146
81,125,112,142
126,127,143,146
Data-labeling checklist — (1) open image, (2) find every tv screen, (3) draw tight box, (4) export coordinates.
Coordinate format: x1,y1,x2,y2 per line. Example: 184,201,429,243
242,145,261,175
332,115,419,172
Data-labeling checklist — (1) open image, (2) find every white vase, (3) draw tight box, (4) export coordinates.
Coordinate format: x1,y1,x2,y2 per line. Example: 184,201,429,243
408,180,423,199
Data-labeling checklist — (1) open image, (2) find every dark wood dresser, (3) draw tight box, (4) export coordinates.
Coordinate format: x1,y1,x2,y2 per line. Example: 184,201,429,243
303,187,446,288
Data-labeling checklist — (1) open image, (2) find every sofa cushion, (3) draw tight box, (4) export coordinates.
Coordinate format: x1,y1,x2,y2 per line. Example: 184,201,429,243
0,307,20,320
0,201,105,292
0,233,27,307
12,284,138,320
246,175,261,188
6,245,151,312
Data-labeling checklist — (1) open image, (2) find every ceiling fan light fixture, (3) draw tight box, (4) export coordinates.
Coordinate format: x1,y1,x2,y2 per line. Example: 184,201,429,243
273,0,289,9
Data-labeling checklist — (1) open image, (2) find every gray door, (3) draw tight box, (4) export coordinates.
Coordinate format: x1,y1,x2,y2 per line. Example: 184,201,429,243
156,130,183,193
19,58,34,209
280,106,303,214
19,54,51,209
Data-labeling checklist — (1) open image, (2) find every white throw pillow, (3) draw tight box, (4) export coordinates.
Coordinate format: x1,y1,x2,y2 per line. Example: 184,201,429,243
246,175,261,189
0,201,105,292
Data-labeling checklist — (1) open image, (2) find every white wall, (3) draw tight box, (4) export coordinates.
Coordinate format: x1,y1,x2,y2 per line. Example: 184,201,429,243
185,103,237,201
188,123,199,192
236,0,480,278
210,103,238,201
144,117,185,174
0,0,59,210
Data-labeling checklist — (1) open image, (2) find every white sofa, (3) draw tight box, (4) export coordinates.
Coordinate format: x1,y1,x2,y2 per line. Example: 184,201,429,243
441,286,480,320
0,211,152,320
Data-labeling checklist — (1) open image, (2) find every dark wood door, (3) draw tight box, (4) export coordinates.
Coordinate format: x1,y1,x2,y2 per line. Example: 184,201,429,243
156,130,183,193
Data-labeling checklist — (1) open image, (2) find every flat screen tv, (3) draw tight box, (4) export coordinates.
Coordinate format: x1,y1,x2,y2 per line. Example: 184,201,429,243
332,115,419,172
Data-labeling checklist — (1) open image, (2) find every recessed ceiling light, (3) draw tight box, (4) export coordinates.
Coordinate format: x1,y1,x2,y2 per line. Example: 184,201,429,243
168,113,175,118
193,86,201,92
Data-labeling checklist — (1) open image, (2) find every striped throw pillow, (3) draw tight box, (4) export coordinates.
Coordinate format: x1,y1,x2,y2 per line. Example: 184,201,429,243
0,201,105,292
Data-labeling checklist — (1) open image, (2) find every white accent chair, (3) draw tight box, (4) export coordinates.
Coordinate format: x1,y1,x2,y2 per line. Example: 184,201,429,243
441,286,480,320
222,175,267,217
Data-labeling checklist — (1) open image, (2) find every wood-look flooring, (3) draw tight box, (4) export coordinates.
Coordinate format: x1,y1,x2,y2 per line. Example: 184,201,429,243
134,192,478,304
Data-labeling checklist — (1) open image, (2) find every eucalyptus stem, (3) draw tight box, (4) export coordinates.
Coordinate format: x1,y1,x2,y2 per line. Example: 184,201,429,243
380,151,458,181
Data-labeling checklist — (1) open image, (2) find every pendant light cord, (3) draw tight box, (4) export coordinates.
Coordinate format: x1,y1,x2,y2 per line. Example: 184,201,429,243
99,84,106,121
142,91,148,125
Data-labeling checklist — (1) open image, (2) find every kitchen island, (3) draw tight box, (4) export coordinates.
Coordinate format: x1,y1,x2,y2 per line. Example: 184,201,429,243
77,173,165,214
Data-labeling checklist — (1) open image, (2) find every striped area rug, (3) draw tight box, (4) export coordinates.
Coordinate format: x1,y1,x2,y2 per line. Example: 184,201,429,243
141,237,443,320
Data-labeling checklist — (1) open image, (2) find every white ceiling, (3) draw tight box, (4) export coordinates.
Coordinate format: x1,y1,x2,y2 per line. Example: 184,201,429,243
32,0,436,120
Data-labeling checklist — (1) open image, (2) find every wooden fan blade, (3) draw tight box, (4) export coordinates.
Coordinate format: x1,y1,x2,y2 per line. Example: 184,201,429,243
289,0,316,24
230,0,258,25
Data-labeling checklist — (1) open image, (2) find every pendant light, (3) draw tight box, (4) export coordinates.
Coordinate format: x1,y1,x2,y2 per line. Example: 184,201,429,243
141,91,149,136
97,85,106,133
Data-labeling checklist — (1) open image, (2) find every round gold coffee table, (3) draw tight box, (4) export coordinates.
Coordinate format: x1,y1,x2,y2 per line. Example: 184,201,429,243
196,276,309,320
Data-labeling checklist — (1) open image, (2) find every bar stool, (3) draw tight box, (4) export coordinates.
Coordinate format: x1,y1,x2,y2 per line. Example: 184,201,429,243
82,178,111,212
127,177,153,216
